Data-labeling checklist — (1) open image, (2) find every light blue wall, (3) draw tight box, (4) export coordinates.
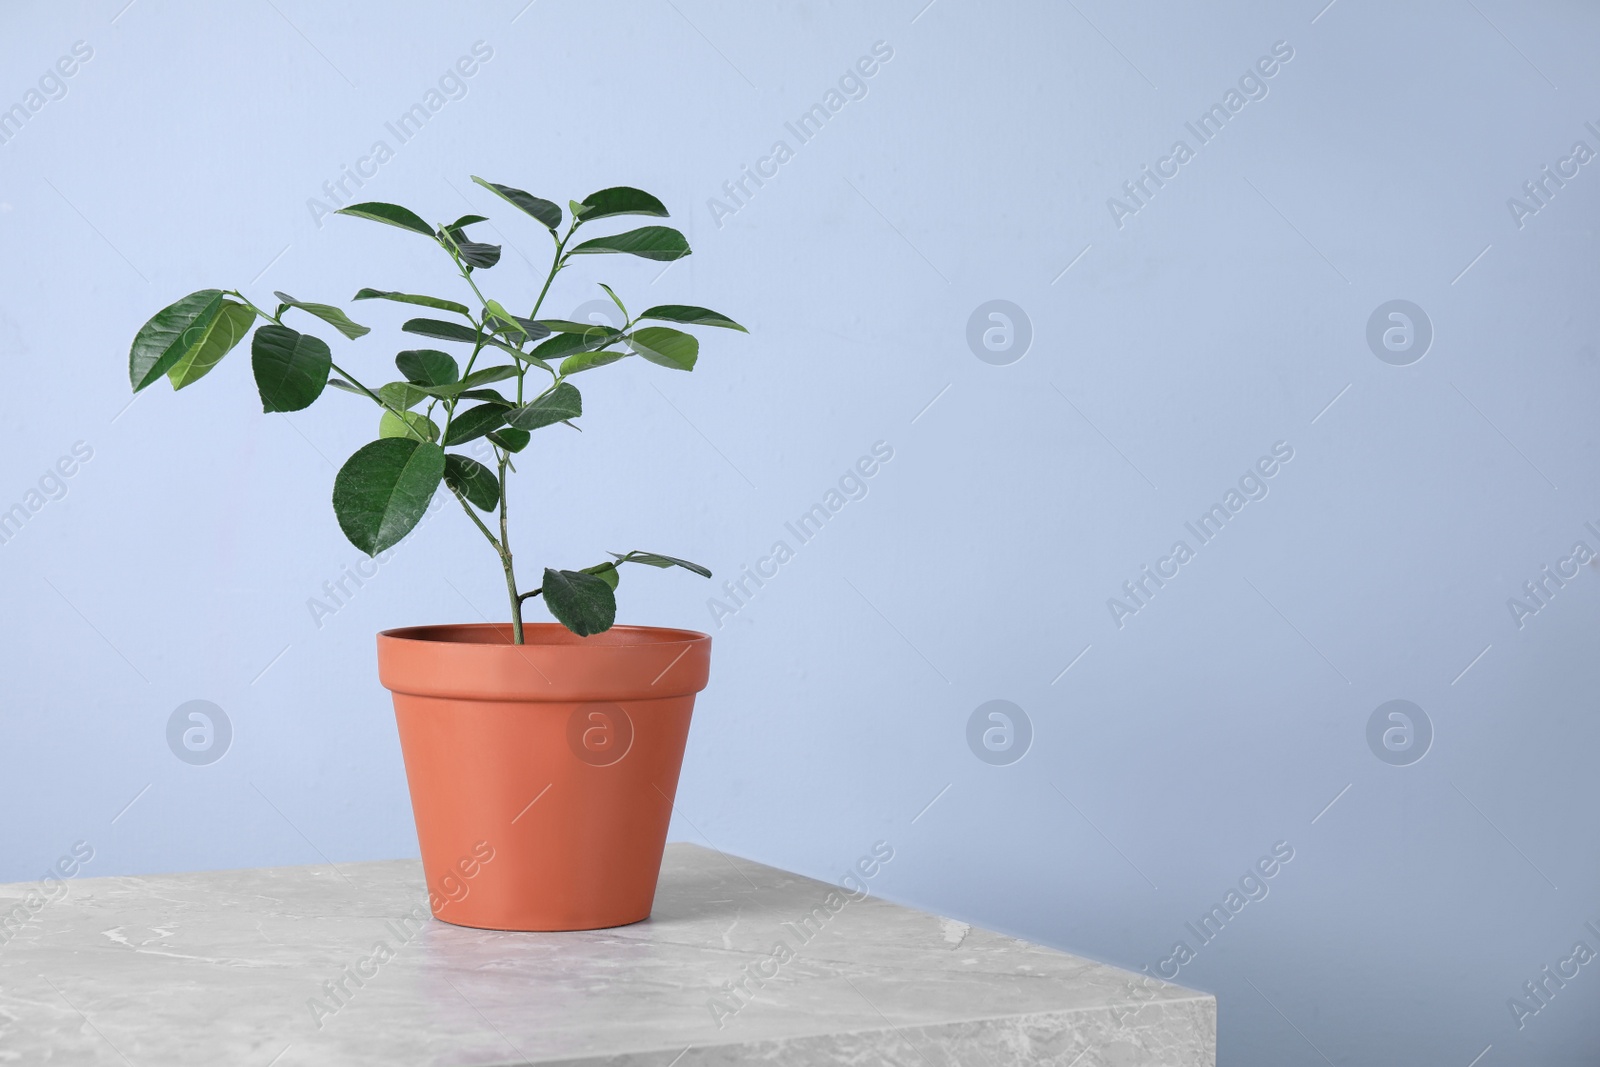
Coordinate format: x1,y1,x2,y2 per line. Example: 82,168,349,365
3,0,1599,1062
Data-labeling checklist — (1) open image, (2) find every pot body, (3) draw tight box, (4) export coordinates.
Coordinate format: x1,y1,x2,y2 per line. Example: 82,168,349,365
376,622,711,931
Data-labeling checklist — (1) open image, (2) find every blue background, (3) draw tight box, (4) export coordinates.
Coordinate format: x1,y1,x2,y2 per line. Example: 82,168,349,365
3,1,1599,1063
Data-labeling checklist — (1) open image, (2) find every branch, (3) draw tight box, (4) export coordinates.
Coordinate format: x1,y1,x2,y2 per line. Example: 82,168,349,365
450,487,501,552
327,360,413,424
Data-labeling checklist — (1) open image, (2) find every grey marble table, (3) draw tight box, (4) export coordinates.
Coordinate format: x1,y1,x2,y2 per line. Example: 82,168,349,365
0,844,1214,1065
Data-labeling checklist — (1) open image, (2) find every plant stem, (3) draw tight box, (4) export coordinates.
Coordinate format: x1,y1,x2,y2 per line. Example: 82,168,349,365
496,222,576,637
440,326,486,444
502,554,523,643
230,292,282,326
436,216,581,642
435,237,530,640
528,218,579,321
496,452,523,644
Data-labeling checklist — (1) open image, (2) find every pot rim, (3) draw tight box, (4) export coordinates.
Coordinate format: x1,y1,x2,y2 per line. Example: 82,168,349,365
375,622,713,700
378,621,711,647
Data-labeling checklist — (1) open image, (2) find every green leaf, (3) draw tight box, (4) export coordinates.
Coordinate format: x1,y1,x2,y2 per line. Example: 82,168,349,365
462,364,520,388
639,304,747,332
353,289,471,318
251,324,332,412
402,317,538,363
379,409,439,442
416,365,518,399
450,236,501,270
488,428,530,453
477,305,549,343
507,382,581,431
487,322,550,346
454,388,511,404
395,349,459,386
444,454,499,511
617,551,713,578
332,438,446,556
577,187,669,221
443,402,510,446
568,226,690,262
129,289,225,391
532,328,621,362
629,326,699,371
327,377,367,397
583,562,621,590
484,299,530,339
273,291,370,340
335,202,435,237
598,283,628,319
166,300,257,390
541,568,616,636
402,318,480,345
510,350,555,372
377,381,430,410
533,319,610,334
470,176,562,230
559,349,630,376
449,213,489,229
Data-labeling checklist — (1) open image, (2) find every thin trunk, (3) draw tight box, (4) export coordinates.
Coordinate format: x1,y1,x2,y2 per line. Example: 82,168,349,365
498,454,523,644
502,549,523,644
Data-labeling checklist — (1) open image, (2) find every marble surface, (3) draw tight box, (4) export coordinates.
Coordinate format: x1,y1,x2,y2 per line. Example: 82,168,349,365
0,844,1215,1065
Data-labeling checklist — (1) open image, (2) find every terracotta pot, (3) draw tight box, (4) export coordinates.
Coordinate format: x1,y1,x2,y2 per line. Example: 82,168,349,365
376,622,711,931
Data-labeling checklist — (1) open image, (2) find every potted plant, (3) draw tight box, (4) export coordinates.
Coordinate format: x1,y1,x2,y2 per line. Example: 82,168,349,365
127,178,745,931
